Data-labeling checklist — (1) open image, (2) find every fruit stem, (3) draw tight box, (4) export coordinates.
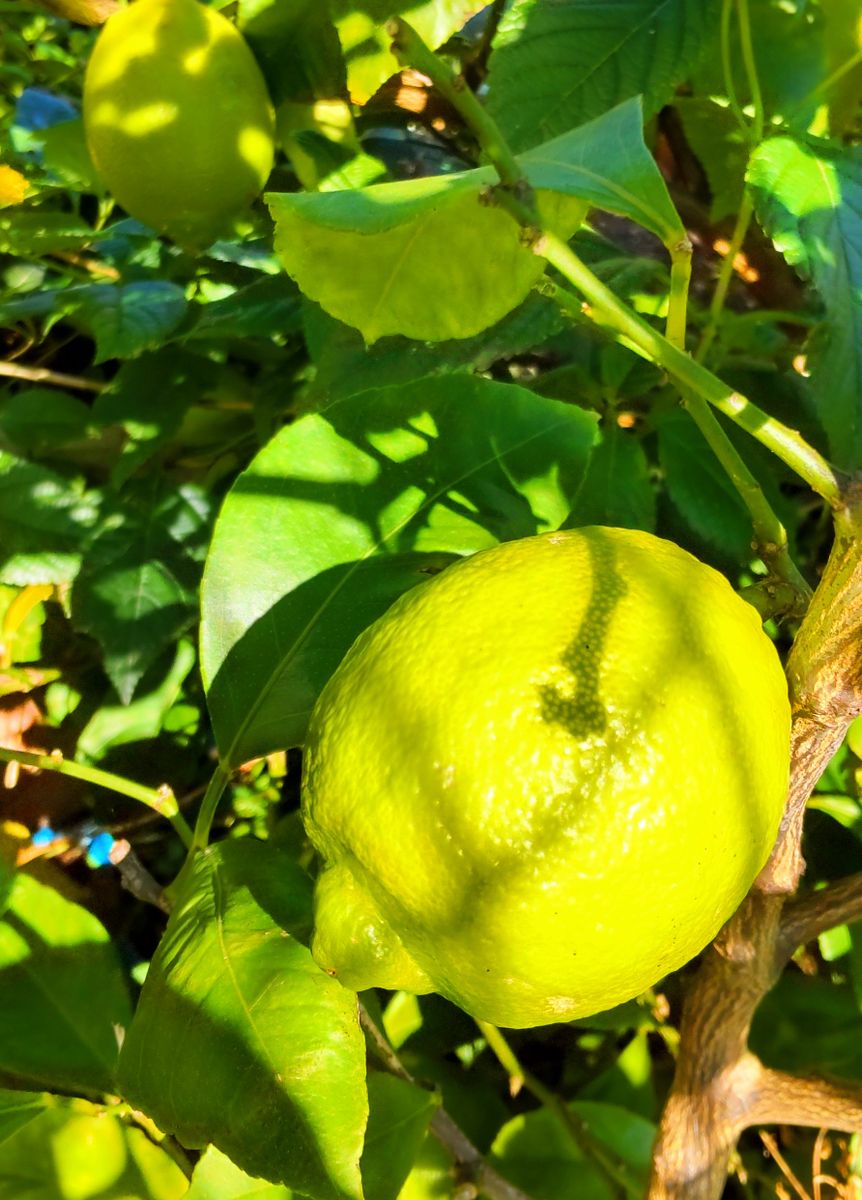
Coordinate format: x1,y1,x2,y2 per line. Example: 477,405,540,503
385,19,844,510
665,242,810,608
476,1019,641,1199
0,746,193,849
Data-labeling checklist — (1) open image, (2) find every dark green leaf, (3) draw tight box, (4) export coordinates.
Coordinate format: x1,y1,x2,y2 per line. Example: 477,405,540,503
674,98,748,221
658,411,752,561
0,872,132,1092
239,0,346,105
486,0,721,152
303,293,567,404
361,1075,438,1200
92,350,204,485
117,840,366,1200
0,452,98,585
76,639,196,761
0,1090,45,1147
0,389,91,452
72,481,207,703
0,212,95,255
564,424,655,532
72,282,188,363
200,375,599,762
749,135,862,470
185,276,302,343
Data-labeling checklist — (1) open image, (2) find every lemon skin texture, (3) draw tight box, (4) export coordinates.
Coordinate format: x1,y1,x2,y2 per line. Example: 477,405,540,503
301,528,791,1029
83,0,275,250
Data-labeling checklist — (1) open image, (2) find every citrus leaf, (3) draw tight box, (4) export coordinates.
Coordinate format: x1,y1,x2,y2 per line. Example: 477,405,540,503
71,282,188,363
486,0,721,152
749,135,862,470
519,98,684,245
200,375,599,763
117,840,366,1200
658,411,752,560
0,1089,46,1146
0,873,132,1092
0,453,98,586
0,1107,187,1200
186,1146,293,1200
0,389,90,452
268,170,582,343
362,1075,438,1200
564,424,655,532
268,100,680,343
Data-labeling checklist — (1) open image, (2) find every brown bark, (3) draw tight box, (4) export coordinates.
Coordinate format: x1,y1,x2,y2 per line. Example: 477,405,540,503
648,488,862,1199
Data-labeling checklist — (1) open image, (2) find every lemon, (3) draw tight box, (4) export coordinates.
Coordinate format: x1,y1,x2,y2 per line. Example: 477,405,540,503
301,528,791,1029
83,0,275,249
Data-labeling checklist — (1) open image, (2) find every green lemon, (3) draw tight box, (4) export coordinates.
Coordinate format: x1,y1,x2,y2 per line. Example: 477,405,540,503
301,528,791,1029
83,0,275,249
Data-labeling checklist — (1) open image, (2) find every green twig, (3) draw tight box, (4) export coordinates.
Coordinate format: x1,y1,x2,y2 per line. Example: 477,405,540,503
0,746,193,849
387,16,523,188
666,242,693,353
532,227,843,507
191,761,231,852
791,46,862,119
721,0,749,136
736,0,764,144
696,191,755,364
476,1020,640,1199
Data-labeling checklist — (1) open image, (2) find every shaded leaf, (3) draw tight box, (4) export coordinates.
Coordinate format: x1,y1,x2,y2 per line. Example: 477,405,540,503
303,293,567,404
72,282,188,363
0,389,91,452
564,424,655,532
486,0,721,152
0,1107,186,1200
362,1075,438,1200
76,639,196,761
490,1100,654,1200
749,135,862,470
0,453,98,586
239,0,346,106
0,212,95,256
658,411,751,560
72,482,208,703
200,375,598,763
675,98,748,221
185,276,302,343
0,872,132,1092
117,840,367,1200
0,1090,46,1147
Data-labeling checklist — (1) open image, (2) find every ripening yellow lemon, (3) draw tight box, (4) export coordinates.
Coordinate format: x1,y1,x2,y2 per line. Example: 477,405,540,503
301,528,791,1028
83,0,275,249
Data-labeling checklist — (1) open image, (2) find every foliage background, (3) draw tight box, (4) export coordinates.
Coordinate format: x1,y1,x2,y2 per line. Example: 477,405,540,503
2,0,862,1197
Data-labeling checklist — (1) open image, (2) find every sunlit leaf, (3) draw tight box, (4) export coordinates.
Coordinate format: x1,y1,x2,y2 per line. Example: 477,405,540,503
117,840,367,1200
201,375,598,763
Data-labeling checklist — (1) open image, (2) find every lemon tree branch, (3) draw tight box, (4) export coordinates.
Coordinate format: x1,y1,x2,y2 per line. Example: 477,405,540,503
0,745,193,849
358,1005,537,1200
